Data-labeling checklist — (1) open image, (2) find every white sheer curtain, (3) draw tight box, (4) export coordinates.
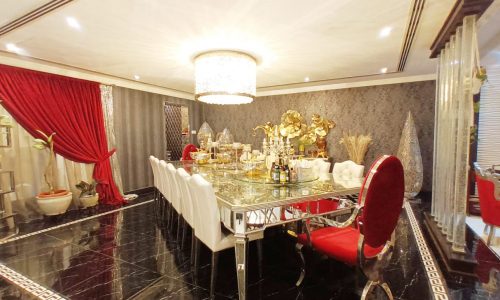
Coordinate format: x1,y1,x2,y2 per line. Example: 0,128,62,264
100,85,124,194
0,107,93,220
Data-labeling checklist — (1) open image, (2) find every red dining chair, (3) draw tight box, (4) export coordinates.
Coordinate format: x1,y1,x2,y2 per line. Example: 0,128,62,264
181,144,198,161
474,163,500,246
294,155,404,300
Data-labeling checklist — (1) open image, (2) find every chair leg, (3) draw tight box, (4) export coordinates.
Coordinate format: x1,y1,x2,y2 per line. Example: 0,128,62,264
210,251,219,298
194,238,201,276
487,226,496,246
360,280,394,300
176,215,182,241
168,207,175,230
181,221,188,250
256,239,263,279
164,199,170,226
361,280,377,300
380,282,394,300
484,224,490,235
295,243,306,286
190,231,196,266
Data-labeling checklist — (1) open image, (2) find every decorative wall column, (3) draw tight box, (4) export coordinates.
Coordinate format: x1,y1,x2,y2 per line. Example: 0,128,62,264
431,15,477,253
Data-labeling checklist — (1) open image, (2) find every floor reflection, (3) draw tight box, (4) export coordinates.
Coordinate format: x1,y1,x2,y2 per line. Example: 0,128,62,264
3,197,497,299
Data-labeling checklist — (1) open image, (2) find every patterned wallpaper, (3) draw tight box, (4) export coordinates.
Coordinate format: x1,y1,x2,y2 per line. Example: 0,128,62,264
113,86,203,192
203,81,436,191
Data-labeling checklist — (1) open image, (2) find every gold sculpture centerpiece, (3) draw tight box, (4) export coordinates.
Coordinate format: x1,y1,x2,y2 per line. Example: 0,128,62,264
308,114,335,158
254,110,335,160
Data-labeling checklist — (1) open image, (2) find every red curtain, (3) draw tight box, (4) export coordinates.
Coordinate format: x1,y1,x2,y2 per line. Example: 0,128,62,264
0,64,124,205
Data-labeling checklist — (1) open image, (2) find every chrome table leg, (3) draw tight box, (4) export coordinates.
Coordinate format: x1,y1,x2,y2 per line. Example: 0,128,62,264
234,236,248,300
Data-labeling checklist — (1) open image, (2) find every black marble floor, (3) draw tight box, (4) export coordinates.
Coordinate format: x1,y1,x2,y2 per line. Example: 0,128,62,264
7,192,153,239
415,201,500,300
0,196,442,300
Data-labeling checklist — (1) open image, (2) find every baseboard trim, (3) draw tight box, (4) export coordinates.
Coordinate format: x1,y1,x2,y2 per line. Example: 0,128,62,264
423,212,478,277
125,186,155,196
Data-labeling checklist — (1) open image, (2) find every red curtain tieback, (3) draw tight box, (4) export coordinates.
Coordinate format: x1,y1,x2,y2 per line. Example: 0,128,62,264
98,149,116,163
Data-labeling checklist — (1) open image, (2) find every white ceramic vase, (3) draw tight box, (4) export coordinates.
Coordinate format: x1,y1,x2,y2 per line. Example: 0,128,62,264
79,193,99,208
36,192,73,216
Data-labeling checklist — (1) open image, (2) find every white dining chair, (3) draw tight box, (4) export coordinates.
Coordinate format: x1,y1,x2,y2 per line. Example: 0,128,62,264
176,168,194,251
159,160,172,227
313,158,332,180
167,163,182,239
332,160,364,180
189,174,264,297
149,156,164,218
332,160,364,203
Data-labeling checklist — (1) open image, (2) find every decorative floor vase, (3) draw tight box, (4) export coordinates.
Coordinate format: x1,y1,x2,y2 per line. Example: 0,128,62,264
397,112,423,199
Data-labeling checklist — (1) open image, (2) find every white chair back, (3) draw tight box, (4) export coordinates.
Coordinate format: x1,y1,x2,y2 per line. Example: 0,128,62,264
189,174,222,251
176,168,194,228
167,163,181,213
313,159,331,180
149,156,159,189
332,160,364,179
159,160,169,200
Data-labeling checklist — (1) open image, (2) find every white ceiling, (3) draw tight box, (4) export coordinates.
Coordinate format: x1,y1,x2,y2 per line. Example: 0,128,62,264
0,0,461,96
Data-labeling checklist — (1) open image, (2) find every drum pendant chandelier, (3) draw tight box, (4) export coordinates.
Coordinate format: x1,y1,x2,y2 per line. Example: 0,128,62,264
194,50,256,105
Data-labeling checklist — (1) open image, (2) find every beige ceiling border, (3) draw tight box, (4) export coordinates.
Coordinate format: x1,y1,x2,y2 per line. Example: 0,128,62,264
0,51,435,100
256,73,436,97
0,51,194,100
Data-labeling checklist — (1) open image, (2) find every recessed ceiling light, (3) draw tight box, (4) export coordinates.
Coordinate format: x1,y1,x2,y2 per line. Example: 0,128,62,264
66,17,81,30
304,77,310,82
133,75,140,80
379,26,392,38
6,43,20,53
380,67,388,73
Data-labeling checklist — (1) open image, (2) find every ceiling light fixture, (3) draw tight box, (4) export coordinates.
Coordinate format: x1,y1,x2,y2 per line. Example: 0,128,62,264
133,75,140,80
194,50,256,105
66,17,81,30
379,26,392,38
380,67,388,73
304,77,310,82
6,43,20,53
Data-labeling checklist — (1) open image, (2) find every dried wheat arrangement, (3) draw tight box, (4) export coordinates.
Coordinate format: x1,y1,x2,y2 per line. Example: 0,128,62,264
339,132,372,164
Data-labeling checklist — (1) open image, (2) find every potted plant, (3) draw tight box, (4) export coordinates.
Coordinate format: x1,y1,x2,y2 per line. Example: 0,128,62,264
33,130,73,216
75,180,99,208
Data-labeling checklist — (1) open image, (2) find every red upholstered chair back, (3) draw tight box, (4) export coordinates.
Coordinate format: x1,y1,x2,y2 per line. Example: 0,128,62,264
476,173,500,226
182,144,198,161
358,155,404,249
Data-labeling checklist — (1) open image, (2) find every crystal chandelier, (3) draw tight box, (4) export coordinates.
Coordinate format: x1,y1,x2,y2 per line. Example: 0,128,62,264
194,50,256,105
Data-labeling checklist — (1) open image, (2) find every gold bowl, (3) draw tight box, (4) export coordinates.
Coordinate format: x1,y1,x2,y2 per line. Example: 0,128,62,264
216,152,232,164
195,152,209,165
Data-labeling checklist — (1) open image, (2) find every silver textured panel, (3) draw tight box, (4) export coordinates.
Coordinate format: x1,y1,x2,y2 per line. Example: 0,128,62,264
164,104,183,161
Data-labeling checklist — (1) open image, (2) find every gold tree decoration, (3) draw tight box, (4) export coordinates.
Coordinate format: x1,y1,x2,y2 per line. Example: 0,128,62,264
33,130,57,194
339,132,372,164
310,114,336,137
278,110,307,139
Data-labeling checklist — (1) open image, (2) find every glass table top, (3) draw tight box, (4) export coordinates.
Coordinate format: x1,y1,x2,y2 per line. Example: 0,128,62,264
170,161,361,212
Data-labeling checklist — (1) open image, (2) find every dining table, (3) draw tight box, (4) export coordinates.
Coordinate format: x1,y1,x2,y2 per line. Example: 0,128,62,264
171,160,362,300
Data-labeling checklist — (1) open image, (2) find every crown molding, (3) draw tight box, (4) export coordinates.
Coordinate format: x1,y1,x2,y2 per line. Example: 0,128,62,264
0,51,436,100
0,51,194,100
256,73,436,97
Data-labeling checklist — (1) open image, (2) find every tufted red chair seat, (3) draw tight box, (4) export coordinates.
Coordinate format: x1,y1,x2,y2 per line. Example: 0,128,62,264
298,226,383,266
476,173,500,227
181,144,198,161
